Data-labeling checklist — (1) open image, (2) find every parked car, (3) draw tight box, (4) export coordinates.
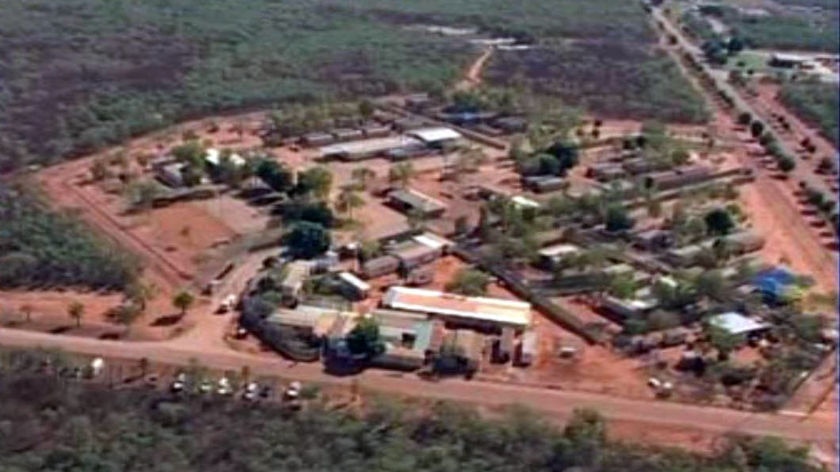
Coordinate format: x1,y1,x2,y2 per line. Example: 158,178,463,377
242,382,259,401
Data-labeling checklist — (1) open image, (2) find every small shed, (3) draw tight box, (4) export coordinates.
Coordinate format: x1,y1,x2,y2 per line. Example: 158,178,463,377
332,128,364,142
362,124,391,138
515,330,539,366
493,116,528,133
301,132,335,147
632,228,675,251
337,271,371,301
360,255,400,279
387,188,447,217
390,241,441,270
409,127,463,148
709,312,769,336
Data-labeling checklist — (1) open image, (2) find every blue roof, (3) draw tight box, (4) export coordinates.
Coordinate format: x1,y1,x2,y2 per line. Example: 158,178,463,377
752,267,796,286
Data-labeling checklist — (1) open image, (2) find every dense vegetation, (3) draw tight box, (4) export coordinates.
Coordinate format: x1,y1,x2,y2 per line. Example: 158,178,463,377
0,363,823,471
684,5,839,53
779,81,840,146
486,43,709,124
0,0,705,172
0,185,138,290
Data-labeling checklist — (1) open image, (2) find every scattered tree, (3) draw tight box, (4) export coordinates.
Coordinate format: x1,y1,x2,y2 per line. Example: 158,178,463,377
346,317,385,359
283,221,331,259
704,208,735,236
172,291,195,317
445,269,490,296
68,301,85,328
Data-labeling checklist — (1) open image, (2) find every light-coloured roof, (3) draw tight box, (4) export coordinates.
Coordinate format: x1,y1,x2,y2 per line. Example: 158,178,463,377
319,136,423,157
205,148,245,167
389,188,447,212
539,243,580,258
383,286,532,328
709,312,769,335
338,272,370,292
413,232,452,250
511,195,541,208
409,127,463,143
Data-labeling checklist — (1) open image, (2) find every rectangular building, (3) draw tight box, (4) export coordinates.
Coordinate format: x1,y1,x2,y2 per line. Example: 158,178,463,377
387,188,447,218
337,271,371,301
382,286,532,330
360,255,400,279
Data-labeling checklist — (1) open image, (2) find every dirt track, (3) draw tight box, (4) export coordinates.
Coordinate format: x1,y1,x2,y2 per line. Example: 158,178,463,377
456,47,493,91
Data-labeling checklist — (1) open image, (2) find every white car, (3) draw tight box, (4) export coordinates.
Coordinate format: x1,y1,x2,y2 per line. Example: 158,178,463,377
285,381,302,399
171,372,187,393
647,377,662,389
217,377,233,396
198,380,212,394
243,382,259,401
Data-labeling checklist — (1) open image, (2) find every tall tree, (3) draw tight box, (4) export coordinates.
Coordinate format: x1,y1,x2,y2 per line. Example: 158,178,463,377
68,301,85,328
388,162,415,188
336,188,364,221
172,291,195,317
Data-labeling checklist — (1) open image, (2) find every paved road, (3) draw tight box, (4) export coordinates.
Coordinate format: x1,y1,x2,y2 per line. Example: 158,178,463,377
0,326,834,443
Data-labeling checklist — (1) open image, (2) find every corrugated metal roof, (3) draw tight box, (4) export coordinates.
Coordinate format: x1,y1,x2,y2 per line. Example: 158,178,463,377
710,312,769,335
383,287,532,328
409,127,463,143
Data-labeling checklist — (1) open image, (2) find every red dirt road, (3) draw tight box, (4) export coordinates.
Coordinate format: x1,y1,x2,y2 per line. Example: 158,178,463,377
0,325,833,446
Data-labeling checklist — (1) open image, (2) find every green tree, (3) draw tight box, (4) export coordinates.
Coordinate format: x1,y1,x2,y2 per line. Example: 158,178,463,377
358,99,375,119
563,409,607,469
335,188,364,221
68,301,85,328
346,317,385,359
90,158,111,182
351,167,375,190
750,120,765,138
777,155,796,174
114,303,142,335
708,325,741,361
124,281,156,312
604,204,634,232
704,208,735,236
283,221,331,259
126,180,162,211
388,162,415,188
297,166,333,200
445,268,490,296
172,290,195,317
255,160,293,193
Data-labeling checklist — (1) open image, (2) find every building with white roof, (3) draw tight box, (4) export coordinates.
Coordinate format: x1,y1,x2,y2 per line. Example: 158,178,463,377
205,148,246,167
382,286,532,330
409,127,463,146
511,195,541,209
537,243,581,269
709,312,769,336
318,136,424,161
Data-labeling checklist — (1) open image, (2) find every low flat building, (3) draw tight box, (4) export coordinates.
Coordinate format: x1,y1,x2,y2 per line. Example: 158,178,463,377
387,188,447,218
709,312,769,336
301,132,335,147
265,305,355,338
360,255,400,279
332,128,364,142
280,261,312,299
644,165,712,192
382,286,532,330
319,136,424,161
408,127,463,148
632,228,675,251
337,271,371,301
362,124,391,138
389,241,441,270
538,243,581,269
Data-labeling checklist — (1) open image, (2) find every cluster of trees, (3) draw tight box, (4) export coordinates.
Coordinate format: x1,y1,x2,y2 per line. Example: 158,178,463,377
739,112,798,174
0,364,824,471
779,80,839,147
701,36,745,65
0,185,139,290
798,181,838,235
486,41,709,124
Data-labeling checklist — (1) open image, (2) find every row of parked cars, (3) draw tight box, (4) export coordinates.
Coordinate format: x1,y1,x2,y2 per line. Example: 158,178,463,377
167,372,303,403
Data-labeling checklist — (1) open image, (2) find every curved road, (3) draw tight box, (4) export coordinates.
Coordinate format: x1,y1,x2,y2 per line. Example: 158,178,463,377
0,325,833,443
